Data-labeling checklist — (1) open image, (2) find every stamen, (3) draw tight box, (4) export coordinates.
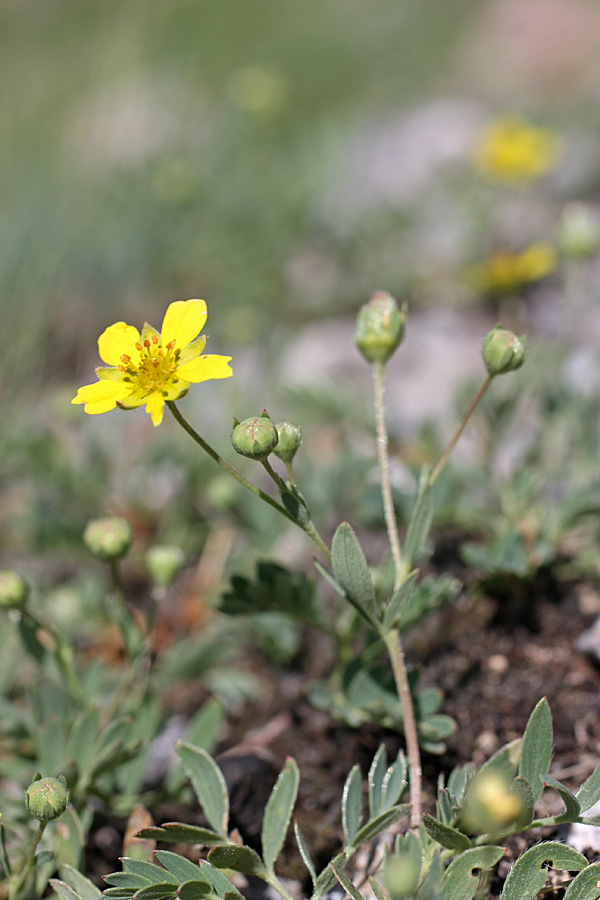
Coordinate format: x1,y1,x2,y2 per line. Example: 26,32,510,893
135,342,142,351
144,339,151,349
121,354,131,363
151,334,159,344
152,359,159,367
157,349,164,356
166,339,176,350
118,364,127,372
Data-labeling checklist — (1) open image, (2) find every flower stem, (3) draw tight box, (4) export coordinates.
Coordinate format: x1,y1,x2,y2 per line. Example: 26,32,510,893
167,401,331,561
383,629,422,829
429,374,493,487
9,821,48,900
372,362,403,590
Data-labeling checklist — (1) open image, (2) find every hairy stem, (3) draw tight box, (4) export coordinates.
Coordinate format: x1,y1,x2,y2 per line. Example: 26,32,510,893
384,629,422,829
429,374,493,487
9,822,47,900
372,362,403,589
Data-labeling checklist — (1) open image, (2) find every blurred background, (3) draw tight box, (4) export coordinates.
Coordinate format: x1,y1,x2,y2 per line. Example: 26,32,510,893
3,0,600,574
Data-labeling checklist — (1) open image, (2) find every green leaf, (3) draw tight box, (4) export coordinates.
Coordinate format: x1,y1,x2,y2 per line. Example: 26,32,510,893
543,776,581,821
47,805,85,870
136,825,226,846
332,523,379,627
383,571,418,631
415,852,443,900
479,738,522,783
177,881,215,900
176,744,229,837
122,859,179,883
342,765,363,846
104,890,139,899
501,842,588,900
518,698,552,805
403,466,433,571
577,762,600,813
56,867,102,900
563,862,600,900
207,846,267,878
50,880,81,900
421,813,470,851
133,885,179,900
198,862,245,900
367,878,388,900
368,745,387,818
154,852,206,884
0,823,11,877
313,560,345,597
331,860,367,900
261,756,299,872
510,776,534,829
381,752,407,811
441,846,504,900
294,823,316,886
103,874,154,890
351,806,410,849
311,853,347,900
220,562,320,626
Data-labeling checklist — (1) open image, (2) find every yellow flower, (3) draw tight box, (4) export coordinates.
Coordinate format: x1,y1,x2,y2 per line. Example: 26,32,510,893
467,242,556,295
472,116,561,185
72,299,232,426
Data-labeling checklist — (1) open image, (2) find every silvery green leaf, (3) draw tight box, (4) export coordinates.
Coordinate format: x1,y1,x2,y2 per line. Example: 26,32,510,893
563,862,600,900
543,775,581,821
342,764,363,846
501,842,587,900
441,846,504,900
368,745,387,818
518,698,552,805
332,523,379,627
331,860,367,900
421,813,470,851
402,466,433,571
154,852,207,884
577,762,600,813
261,756,299,872
510,776,534,829
176,744,229,837
207,846,267,878
351,806,410,848
294,823,316,885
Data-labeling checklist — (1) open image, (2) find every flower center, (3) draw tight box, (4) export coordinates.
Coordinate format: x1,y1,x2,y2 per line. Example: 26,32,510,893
119,335,182,394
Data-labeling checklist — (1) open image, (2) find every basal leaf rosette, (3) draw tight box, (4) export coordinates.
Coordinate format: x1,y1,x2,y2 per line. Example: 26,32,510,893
72,299,232,426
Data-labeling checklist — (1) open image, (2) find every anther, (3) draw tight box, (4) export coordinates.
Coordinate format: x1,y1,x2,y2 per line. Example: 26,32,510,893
152,334,159,344
121,354,131,363
118,365,127,372
152,359,159,367
135,342,142,351
166,340,176,350
144,339,151,349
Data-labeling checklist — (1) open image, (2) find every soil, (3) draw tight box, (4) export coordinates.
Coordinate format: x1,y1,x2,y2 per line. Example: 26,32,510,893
86,566,600,899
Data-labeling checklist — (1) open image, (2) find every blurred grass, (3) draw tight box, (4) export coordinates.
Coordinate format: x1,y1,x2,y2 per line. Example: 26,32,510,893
1,0,472,409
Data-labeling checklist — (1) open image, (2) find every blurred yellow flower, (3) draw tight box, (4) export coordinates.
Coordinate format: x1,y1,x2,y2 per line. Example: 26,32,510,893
72,299,232,426
472,116,561,185
467,242,556,295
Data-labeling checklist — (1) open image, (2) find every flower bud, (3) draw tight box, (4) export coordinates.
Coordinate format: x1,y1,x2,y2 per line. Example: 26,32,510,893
83,516,132,562
231,411,279,461
481,326,528,377
559,203,600,260
462,772,521,834
273,422,302,464
354,291,407,365
0,570,29,610
146,545,185,588
26,774,70,822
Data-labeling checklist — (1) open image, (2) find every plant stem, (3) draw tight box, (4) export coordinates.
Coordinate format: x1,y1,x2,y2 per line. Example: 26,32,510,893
168,401,296,523
262,457,286,490
372,362,403,590
9,821,47,900
167,401,331,561
383,629,422,829
429,374,493,487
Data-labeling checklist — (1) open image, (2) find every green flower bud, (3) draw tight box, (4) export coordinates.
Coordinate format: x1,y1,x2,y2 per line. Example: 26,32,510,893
481,326,528,376
26,774,70,822
231,411,278,461
354,291,407,365
0,570,29,610
146,545,185,588
273,422,302,464
83,516,132,562
559,203,600,260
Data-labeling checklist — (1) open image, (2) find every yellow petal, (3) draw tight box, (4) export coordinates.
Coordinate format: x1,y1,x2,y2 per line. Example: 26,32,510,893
176,354,233,383
98,323,141,366
161,299,207,349
145,393,165,426
71,380,132,414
